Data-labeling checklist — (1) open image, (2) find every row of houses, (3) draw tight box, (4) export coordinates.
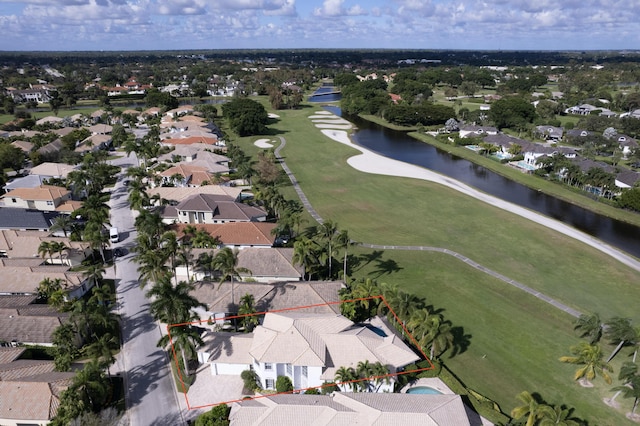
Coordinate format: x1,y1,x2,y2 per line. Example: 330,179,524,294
455,124,640,189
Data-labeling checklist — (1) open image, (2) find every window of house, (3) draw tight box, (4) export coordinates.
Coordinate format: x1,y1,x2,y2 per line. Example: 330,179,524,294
264,363,273,371
265,378,275,389
286,364,292,375
302,366,308,378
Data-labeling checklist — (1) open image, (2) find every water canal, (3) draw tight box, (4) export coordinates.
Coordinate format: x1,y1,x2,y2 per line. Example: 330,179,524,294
318,105,640,258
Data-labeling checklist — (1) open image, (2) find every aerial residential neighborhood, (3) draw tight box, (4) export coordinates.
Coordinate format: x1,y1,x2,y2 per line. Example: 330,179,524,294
0,47,640,426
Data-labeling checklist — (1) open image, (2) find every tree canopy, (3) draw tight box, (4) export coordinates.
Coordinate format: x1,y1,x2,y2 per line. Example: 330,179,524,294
222,98,269,136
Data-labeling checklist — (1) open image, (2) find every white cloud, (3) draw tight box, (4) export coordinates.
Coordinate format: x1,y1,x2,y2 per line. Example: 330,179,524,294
313,0,366,17
156,0,206,15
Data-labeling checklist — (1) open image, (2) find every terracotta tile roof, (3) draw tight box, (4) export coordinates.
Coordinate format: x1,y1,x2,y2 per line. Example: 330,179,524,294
2,185,69,201
170,222,276,246
162,136,219,146
0,381,65,421
0,359,57,381
146,185,242,203
0,347,26,364
55,200,83,212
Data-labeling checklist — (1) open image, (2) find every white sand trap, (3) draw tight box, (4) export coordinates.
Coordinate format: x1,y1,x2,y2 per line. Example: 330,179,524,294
312,118,352,125
268,113,280,118
254,139,274,148
319,128,640,272
314,110,333,115
309,114,339,119
315,123,352,130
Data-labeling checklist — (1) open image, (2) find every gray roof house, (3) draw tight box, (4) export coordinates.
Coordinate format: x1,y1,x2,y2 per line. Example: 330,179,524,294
534,125,564,141
175,194,267,224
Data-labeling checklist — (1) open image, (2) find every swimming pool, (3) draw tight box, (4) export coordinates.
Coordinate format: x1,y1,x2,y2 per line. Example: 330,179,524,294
405,386,443,395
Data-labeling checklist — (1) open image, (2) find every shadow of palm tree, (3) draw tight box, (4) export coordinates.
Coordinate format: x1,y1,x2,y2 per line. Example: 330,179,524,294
371,258,403,278
448,326,472,358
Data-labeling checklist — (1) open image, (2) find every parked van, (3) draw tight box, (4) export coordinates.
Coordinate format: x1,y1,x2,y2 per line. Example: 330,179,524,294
109,228,119,243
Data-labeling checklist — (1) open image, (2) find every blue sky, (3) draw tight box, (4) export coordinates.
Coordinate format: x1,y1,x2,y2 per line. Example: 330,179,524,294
0,0,637,51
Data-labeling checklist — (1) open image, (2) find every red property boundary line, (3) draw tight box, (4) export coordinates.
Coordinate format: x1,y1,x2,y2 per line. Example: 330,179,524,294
166,295,434,410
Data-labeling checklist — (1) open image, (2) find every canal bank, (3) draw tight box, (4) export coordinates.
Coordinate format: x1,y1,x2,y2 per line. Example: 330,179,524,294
322,108,640,258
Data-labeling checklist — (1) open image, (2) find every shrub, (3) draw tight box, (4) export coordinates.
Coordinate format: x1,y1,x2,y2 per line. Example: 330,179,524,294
240,370,259,392
304,388,320,395
320,381,338,395
275,376,293,393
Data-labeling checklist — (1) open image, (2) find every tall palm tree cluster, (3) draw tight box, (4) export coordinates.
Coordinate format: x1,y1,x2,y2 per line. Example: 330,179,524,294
334,360,391,393
558,313,640,420
67,151,119,262
292,220,354,281
339,278,464,363
47,265,121,424
129,203,205,381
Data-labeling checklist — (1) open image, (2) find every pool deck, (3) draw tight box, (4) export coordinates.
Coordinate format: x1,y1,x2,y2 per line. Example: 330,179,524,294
400,377,455,394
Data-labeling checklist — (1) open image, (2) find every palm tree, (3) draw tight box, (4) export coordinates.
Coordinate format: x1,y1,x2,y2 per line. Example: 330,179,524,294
316,220,338,279
369,362,391,392
612,375,640,420
604,317,638,362
292,236,320,281
334,366,358,392
85,332,118,377
71,359,111,413
37,277,67,303
82,262,105,289
428,319,456,360
559,341,613,386
356,360,373,392
136,249,171,288
336,229,356,280
573,313,602,345
160,324,204,378
177,245,194,282
51,214,74,237
49,241,69,265
191,229,219,249
160,231,179,282
510,391,547,426
606,361,638,407
146,278,204,326
537,404,582,426
238,293,259,332
38,241,53,264
212,247,251,313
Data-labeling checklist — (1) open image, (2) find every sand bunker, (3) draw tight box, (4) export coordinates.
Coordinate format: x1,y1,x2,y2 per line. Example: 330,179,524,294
268,113,280,119
315,123,352,130
254,139,274,148
311,118,352,125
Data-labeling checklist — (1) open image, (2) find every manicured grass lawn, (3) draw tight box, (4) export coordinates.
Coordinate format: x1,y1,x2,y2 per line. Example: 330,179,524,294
233,102,640,423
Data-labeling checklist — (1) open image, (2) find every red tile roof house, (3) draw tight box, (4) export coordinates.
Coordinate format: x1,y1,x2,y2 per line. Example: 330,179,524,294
0,347,74,425
173,194,267,224
170,222,277,249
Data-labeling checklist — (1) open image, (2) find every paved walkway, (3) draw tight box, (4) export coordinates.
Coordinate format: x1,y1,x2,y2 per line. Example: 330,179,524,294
272,134,621,319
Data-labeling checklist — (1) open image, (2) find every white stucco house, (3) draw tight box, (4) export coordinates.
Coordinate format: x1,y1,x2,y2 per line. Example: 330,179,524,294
199,312,420,393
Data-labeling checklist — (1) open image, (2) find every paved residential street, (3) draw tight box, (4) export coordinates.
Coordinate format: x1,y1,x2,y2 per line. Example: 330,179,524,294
108,153,186,426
